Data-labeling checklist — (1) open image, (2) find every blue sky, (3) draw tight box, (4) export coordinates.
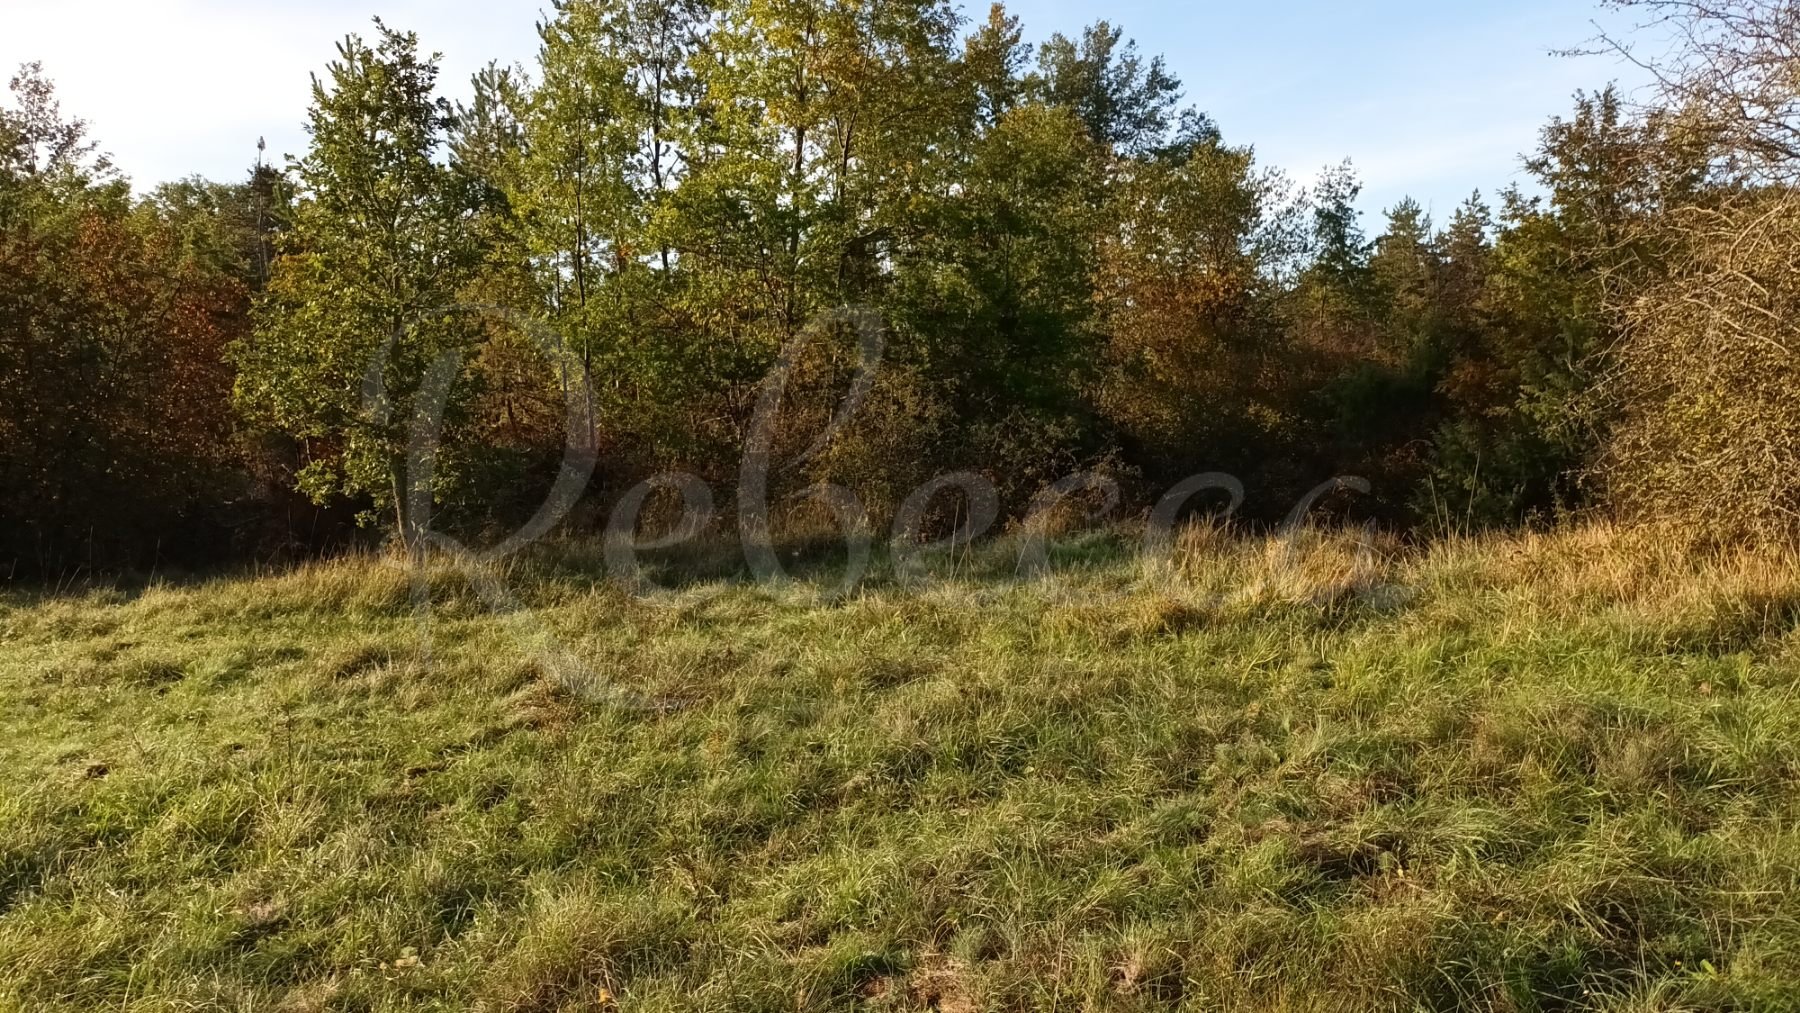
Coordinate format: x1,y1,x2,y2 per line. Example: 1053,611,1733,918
5,0,1649,221
1016,0,1649,216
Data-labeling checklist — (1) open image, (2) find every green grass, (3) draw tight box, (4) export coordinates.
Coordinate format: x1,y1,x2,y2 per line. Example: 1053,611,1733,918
4,526,1800,1011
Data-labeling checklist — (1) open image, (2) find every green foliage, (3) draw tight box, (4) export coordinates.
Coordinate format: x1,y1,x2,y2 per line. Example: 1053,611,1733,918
1030,21,1182,155
0,62,103,187
146,167,289,290
1422,88,1702,530
233,24,487,535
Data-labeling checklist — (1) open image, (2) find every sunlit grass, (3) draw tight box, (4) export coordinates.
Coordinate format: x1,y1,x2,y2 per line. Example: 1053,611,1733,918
3,525,1800,1011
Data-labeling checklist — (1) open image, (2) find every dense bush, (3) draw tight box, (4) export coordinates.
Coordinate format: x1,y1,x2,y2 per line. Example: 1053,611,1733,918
0,66,249,573
1607,194,1800,541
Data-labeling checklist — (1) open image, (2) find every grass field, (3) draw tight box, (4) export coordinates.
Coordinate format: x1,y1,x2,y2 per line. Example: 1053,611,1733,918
4,526,1800,1011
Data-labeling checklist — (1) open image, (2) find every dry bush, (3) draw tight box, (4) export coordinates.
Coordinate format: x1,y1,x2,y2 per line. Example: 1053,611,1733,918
1588,2,1800,542
1604,192,1800,542
1603,1,1800,186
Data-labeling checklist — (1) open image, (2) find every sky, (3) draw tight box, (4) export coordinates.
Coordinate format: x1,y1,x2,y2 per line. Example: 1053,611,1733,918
3,0,1651,221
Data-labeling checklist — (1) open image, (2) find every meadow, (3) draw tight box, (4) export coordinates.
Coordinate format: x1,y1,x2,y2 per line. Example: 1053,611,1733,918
4,526,1800,1011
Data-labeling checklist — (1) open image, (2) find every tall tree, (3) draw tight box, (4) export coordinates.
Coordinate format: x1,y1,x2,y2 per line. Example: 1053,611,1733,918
235,22,484,538
1030,21,1182,154
963,3,1029,127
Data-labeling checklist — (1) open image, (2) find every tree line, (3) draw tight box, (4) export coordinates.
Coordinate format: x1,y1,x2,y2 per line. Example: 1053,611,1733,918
2,0,1793,576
